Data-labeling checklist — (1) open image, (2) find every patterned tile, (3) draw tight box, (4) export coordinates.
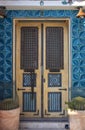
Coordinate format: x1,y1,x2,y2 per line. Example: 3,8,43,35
0,10,85,99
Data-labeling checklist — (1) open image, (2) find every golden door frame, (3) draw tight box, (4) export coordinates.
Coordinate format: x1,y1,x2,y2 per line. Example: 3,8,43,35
13,18,71,118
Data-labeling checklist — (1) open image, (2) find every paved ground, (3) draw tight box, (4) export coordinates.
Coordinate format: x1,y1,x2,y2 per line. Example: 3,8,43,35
19,123,70,130
20,118,69,130
19,128,69,130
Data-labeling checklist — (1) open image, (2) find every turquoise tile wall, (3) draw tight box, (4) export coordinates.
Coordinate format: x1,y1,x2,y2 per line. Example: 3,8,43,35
0,10,85,100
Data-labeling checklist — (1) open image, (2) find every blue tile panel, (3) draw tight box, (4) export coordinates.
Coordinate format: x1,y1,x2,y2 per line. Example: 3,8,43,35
0,10,85,99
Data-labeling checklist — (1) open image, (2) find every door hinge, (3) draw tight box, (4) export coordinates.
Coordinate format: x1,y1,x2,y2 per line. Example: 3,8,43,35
58,88,67,91
34,110,39,116
45,109,51,115
17,88,25,91
59,110,65,116
20,113,24,115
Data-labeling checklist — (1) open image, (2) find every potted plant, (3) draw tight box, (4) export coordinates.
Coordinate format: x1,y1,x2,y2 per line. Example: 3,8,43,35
0,91,20,130
66,96,85,130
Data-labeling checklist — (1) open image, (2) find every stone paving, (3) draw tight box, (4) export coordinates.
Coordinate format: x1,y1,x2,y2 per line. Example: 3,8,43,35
19,122,69,130
19,128,69,130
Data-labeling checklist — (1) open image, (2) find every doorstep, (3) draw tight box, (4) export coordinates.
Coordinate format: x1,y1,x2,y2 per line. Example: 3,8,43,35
19,117,69,130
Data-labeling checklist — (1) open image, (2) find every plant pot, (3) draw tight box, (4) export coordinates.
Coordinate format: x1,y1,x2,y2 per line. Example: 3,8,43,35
0,107,20,130
68,109,85,130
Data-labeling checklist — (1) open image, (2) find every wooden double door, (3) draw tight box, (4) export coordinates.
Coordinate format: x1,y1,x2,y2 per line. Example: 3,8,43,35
16,21,68,118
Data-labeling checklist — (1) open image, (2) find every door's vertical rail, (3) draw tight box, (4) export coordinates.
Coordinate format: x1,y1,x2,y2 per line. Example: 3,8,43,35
37,23,42,117
16,23,23,113
62,23,69,111
41,23,44,117
43,23,48,116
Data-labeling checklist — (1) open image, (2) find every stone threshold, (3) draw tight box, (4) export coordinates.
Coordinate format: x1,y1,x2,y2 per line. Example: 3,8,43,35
20,117,69,122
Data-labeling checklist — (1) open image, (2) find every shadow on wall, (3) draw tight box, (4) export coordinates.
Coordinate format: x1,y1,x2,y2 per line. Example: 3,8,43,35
71,87,85,99
0,82,13,101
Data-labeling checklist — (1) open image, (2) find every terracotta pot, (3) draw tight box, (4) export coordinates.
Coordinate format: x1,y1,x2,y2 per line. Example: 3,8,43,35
0,107,20,130
68,109,85,130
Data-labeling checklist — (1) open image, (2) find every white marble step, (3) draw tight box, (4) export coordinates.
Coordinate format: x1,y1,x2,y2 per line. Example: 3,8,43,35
19,128,66,130
19,122,69,130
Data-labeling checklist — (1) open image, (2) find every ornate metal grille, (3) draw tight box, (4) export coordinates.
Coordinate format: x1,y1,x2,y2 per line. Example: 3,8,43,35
23,73,36,87
46,27,64,71
23,92,36,112
48,92,62,112
21,27,38,70
48,74,61,87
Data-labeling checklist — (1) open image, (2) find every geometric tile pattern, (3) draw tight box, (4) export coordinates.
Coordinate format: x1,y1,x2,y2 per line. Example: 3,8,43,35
48,74,61,87
0,10,85,99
